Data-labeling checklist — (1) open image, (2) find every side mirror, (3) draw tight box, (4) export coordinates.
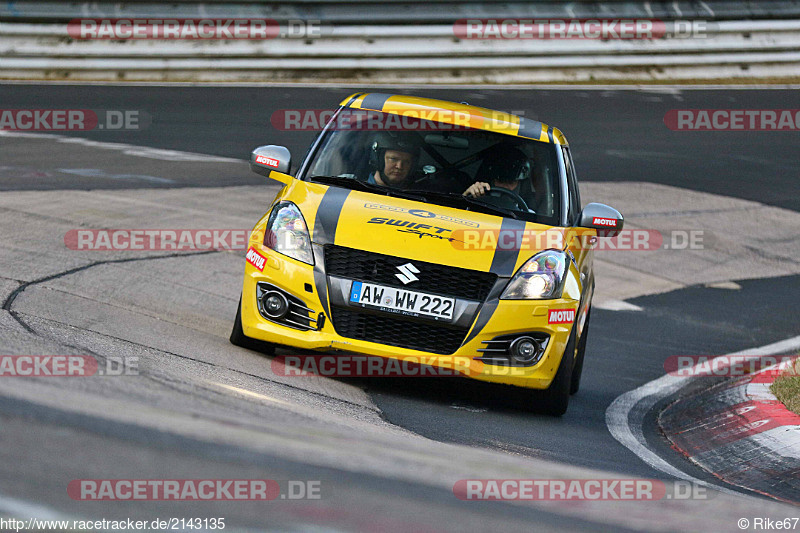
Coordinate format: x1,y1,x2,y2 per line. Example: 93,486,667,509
250,145,292,181
578,203,624,237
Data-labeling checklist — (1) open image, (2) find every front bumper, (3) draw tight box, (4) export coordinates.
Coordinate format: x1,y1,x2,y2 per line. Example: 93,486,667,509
241,244,577,389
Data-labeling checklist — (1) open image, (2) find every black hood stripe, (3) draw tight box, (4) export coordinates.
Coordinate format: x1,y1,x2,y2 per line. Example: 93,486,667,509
313,186,351,245
462,218,526,346
312,186,351,321
489,218,526,277
461,280,506,347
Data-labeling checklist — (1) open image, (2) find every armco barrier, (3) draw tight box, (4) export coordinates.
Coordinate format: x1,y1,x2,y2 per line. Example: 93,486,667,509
1,1,799,83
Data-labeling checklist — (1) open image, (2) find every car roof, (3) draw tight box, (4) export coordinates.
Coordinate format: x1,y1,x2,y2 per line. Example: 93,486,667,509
339,92,568,146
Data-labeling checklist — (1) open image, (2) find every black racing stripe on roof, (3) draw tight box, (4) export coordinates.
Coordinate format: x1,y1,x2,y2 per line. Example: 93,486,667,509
360,93,393,111
517,117,544,140
343,93,365,107
547,127,555,144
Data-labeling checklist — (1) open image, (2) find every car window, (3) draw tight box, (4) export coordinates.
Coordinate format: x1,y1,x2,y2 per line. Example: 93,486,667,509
562,146,581,225
303,109,562,225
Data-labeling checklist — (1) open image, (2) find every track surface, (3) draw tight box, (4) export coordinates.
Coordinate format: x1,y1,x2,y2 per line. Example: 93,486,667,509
1,84,799,531
1,85,798,211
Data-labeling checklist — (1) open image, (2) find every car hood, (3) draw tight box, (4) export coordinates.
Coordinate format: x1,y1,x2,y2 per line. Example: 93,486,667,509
295,181,569,277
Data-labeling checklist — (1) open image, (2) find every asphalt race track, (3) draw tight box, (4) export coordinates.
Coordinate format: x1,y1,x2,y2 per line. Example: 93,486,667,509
1,83,799,531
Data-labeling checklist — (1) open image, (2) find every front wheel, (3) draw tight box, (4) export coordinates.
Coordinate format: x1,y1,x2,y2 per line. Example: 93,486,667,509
230,295,276,355
541,324,577,416
570,308,591,395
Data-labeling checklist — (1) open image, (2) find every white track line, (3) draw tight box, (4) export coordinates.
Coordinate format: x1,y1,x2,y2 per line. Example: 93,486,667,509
606,334,800,493
0,493,71,521
0,130,239,163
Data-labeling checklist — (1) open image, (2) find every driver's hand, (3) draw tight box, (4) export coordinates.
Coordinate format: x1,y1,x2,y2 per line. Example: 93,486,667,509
463,182,491,198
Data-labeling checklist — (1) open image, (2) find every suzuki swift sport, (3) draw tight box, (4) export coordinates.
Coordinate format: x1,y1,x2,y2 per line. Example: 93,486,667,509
231,93,623,415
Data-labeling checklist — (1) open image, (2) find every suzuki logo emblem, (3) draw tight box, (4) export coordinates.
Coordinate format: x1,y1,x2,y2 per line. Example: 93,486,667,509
395,263,420,285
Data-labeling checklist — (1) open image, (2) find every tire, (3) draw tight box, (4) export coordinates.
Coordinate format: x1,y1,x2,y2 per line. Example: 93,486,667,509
230,295,276,355
570,308,591,395
541,323,577,416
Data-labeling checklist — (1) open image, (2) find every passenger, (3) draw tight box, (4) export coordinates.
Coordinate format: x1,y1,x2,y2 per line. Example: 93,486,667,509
463,145,530,200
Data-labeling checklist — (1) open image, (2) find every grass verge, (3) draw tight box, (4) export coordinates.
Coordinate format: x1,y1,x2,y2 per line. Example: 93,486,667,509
770,356,800,415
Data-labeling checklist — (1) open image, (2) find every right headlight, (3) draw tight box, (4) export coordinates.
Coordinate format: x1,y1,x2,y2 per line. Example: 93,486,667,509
263,201,314,265
501,249,568,300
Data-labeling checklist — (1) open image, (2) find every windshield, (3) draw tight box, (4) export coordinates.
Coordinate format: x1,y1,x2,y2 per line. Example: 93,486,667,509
301,109,562,225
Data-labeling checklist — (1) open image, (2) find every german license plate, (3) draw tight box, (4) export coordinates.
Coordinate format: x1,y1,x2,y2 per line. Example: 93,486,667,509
349,281,455,321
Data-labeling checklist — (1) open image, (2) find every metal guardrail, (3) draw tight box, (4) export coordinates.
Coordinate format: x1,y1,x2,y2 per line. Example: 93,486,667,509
1,2,800,83
3,1,800,23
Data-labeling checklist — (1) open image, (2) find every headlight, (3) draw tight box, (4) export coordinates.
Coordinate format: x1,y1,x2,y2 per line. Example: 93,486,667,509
501,250,567,300
263,201,314,265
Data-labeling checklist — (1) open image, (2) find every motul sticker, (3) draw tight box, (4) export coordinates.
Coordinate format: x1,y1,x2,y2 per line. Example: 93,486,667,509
592,217,617,227
246,247,266,271
255,155,279,168
548,309,575,324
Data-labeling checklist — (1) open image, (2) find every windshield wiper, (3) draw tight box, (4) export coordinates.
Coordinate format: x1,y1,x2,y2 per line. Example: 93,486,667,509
309,175,427,202
404,189,520,220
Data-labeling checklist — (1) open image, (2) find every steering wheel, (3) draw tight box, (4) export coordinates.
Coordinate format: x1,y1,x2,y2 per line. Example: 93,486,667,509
482,186,531,211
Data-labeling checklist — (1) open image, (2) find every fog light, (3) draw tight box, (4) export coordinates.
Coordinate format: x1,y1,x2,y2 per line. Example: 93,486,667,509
510,336,540,364
262,291,289,319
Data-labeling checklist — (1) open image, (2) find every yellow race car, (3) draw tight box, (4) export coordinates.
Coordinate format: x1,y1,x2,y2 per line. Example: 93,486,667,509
231,93,623,415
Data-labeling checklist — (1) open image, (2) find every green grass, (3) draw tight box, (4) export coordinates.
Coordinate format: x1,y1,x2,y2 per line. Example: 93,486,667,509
770,356,800,416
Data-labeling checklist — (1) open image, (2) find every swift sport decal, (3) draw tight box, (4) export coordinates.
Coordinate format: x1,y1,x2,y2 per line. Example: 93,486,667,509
364,203,480,228
397,228,463,243
367,216,452,234
367,217,462,243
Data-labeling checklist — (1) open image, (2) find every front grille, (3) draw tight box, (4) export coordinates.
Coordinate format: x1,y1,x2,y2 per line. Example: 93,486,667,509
323,244,497,301
329,306,468,355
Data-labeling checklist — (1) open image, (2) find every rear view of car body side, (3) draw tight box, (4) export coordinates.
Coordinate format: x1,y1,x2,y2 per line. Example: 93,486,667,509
232,93,623,415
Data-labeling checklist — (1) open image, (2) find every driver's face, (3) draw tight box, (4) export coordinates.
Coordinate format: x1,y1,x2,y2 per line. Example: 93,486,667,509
382,150,414,184
493,180,519,191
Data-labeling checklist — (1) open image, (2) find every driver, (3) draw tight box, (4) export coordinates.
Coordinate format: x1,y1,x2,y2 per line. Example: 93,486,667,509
367,132,420,188
462,145,530,208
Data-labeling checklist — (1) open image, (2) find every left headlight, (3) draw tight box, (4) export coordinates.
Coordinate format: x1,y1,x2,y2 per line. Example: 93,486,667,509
263,201,314,265
501,249,568,300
